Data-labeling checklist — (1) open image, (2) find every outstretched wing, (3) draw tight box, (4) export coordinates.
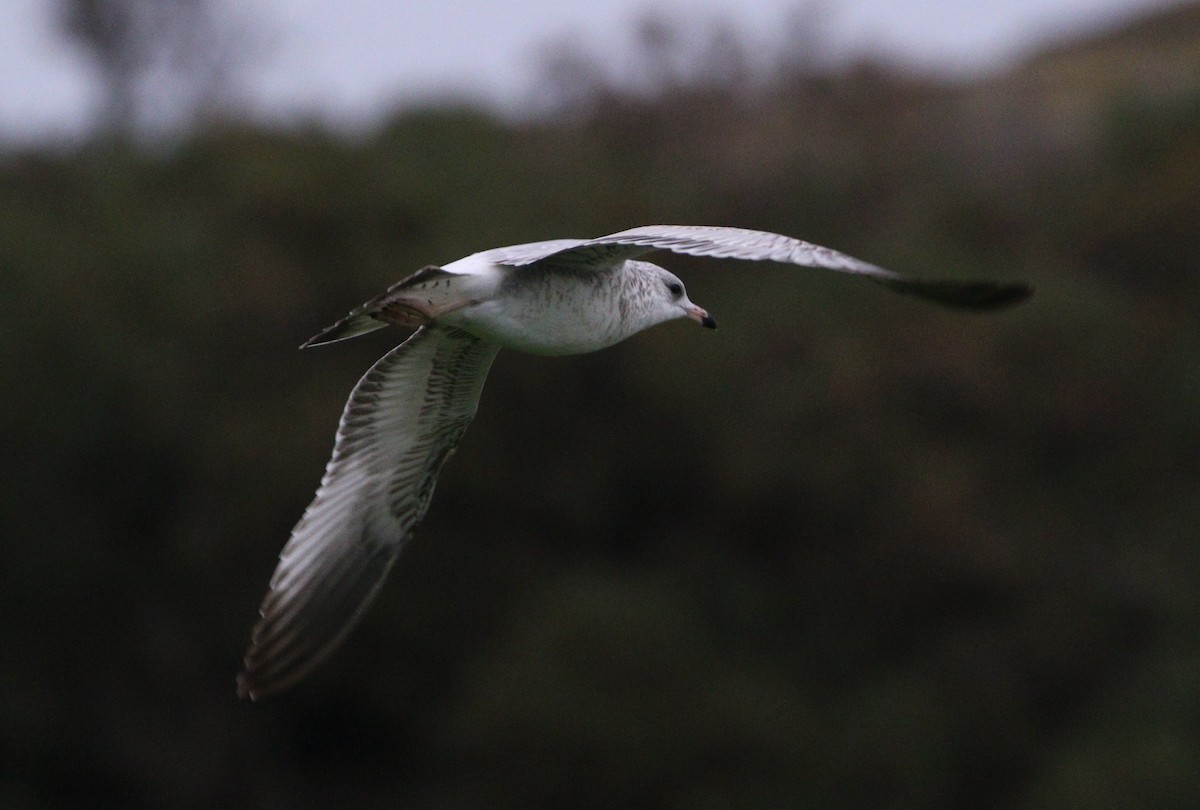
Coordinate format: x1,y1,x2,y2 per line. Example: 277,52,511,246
478,237,592,267
500,225,1032,310
238,326,500,699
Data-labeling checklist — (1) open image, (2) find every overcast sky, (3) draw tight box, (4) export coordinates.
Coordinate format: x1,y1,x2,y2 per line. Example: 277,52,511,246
0,0,1176,143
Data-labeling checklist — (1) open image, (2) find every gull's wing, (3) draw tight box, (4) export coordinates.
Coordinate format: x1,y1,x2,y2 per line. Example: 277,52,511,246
478,237,591,266
238,326,500,699
502,225,1032,310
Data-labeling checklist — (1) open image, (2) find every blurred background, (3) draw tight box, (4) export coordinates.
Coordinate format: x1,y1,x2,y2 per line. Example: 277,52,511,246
2,0,1199,806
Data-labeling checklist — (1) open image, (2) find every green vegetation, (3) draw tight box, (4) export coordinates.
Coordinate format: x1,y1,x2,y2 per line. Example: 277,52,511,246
2,6,1199,807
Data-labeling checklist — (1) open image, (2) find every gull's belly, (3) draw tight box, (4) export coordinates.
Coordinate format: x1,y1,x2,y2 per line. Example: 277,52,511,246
442,295,627,356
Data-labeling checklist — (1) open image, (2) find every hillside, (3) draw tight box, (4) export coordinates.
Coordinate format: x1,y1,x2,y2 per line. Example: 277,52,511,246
974,1,1200,147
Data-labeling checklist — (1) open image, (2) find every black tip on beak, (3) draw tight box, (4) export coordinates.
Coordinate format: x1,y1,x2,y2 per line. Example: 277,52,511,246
686,305,716,329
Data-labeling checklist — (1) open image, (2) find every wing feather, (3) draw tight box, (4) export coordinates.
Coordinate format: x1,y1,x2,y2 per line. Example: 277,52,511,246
478,237,591,266
502,225,1031,310
238,326,500,699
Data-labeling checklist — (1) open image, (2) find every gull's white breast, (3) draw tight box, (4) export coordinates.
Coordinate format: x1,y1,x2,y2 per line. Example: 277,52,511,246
442,263,633,356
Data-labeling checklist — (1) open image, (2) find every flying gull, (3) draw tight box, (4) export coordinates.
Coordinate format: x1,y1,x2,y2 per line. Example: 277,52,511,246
237,224,1031,699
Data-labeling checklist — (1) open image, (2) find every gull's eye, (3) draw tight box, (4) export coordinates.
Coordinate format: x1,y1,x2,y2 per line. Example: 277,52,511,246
666,281,684,298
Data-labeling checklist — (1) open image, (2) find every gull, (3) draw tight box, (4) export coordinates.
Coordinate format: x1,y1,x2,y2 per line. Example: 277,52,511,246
237,224,1031,699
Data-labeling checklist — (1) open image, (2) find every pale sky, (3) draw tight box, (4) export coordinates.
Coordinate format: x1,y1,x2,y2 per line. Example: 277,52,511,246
0,0,1177,144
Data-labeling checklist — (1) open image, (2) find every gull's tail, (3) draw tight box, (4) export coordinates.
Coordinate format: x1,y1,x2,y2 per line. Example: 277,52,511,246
302,311,390,348
301,265,455,348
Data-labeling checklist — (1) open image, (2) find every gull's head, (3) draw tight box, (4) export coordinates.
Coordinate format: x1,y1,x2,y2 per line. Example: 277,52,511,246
640,263,716,331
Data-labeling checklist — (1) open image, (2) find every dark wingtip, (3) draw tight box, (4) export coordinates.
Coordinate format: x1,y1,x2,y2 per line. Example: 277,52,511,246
236,672,257,701
876,277,1034,312
952,281,1035,311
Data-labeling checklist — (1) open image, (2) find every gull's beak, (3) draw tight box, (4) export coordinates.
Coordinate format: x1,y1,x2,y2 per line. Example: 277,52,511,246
686,304,717,330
